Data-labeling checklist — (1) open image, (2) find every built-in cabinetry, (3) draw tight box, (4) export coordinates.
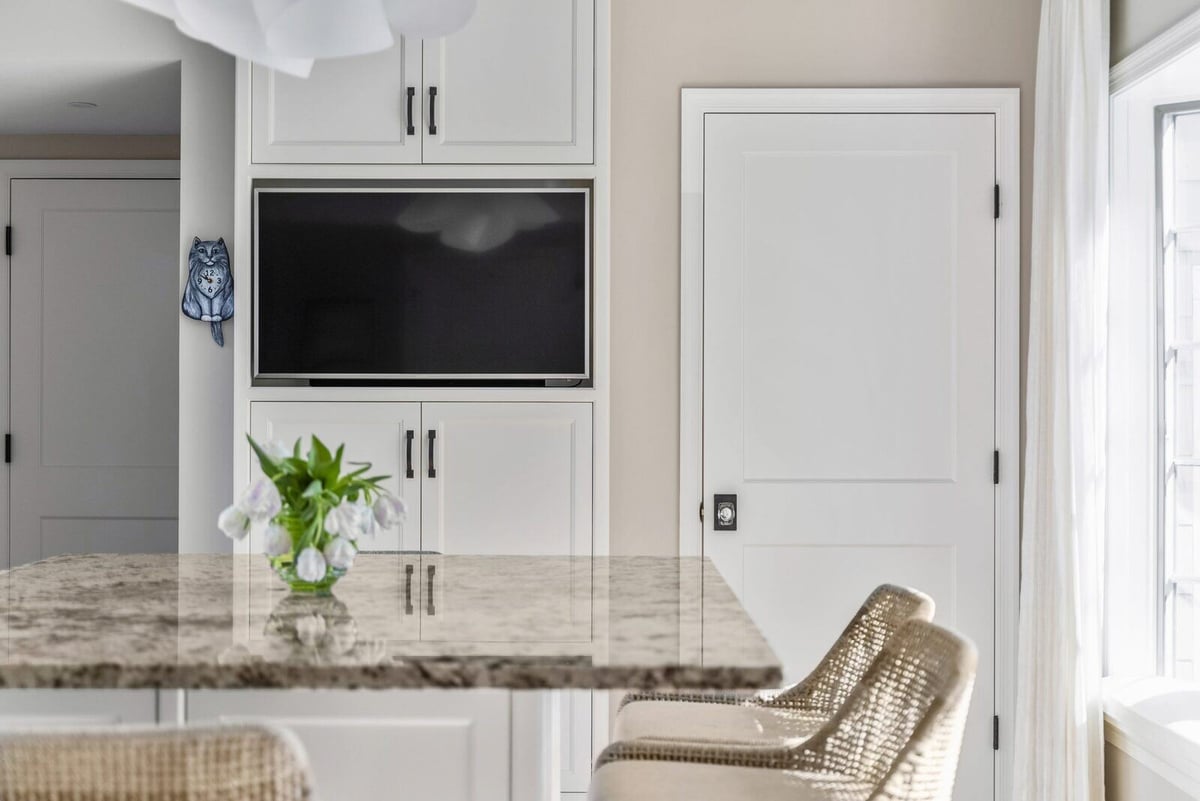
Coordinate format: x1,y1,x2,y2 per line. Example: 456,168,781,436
248,402,592,557
251,0,594,164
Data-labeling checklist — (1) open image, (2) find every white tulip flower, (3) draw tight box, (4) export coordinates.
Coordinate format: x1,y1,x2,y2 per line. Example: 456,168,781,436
263,522,292,558
326,499,375,540
238,476,282,522
324,536,357,570
373,494,408,530
295,547,327,583
218,504,251,541
263,439,291,461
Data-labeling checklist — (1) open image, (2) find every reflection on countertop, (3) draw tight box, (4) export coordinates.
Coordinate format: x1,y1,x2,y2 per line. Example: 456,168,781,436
0,553,780,691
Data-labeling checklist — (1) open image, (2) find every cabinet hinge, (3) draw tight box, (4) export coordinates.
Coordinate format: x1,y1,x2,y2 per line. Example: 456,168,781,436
993,715,1000,750
699,501,705,522
5,434,12,464
994,184,1000,220
4,226,10,256
993,450,1000,485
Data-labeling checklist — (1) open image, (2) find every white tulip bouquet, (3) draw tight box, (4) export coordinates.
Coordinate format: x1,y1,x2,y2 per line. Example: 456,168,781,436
220,436,407,593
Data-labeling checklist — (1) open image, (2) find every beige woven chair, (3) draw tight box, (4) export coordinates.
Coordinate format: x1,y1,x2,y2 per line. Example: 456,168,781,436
0,723,315,801
589,620,977,801
614,584,934,744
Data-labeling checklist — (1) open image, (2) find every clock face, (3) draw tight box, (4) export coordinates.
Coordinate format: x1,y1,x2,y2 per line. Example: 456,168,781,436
195,267,225,298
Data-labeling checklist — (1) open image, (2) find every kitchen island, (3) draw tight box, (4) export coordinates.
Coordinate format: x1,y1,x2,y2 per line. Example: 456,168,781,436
0,553,781,800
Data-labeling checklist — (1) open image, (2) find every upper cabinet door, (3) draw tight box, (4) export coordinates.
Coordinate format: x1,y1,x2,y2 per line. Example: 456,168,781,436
421,0,594,164
252,41,423,164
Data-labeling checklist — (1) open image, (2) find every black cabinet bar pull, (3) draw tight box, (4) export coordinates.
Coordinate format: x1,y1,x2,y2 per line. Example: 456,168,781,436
405,429,415,479
426,564,436,616
405,87,416,136
428,86,438,135
427,429,437,479
404,564,414,615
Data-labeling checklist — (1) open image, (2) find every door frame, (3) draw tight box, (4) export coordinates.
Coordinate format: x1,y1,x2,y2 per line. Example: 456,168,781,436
677,88,1020,801
0,160,180,569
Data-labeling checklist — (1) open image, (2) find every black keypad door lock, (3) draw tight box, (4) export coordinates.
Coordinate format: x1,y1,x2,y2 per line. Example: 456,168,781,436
714,494,737,531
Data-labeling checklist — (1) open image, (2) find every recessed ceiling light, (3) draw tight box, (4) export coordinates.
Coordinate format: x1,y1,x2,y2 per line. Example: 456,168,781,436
67,101,98,109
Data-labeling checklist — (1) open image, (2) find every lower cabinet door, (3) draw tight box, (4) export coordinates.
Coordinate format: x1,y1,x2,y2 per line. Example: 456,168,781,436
0,689,157,729
249,402,422,552
187,689,512,801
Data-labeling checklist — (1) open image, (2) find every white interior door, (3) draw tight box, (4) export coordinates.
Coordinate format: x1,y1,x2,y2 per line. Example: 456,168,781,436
9,179,179,566
421,0,594,164
248,401,422,552
251,41,423,164
702,112,996,800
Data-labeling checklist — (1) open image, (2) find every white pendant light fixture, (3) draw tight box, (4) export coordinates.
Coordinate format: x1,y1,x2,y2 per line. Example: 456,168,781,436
263,0,394,59
384,0,478,39
174,0,314,77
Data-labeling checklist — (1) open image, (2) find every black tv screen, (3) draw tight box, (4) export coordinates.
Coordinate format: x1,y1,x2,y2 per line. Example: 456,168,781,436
254,188,589,381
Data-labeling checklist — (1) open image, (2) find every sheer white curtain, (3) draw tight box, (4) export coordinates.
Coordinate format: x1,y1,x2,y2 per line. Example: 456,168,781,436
1014,0,1109,798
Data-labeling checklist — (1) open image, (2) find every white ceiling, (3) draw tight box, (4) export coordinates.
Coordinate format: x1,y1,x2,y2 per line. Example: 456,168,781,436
0,60,180,135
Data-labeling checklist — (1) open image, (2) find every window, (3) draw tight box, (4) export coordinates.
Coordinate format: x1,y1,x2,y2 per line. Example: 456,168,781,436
1160,104,1200,678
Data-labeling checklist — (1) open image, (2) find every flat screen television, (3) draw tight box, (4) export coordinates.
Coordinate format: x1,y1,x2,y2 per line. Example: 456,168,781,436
254,187,590,383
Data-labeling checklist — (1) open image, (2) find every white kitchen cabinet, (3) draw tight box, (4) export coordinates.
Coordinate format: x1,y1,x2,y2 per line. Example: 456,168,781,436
421,0,594,164
0,689,157,729
249,402,422,552
420,402,591,556
251,41,423,164
249,0,593,165
187,689,512,801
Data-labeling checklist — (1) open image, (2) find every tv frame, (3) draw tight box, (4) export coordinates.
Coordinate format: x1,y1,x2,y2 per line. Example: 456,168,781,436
252,185,592,384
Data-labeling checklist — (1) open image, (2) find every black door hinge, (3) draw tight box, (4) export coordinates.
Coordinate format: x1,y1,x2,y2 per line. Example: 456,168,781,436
993,450,1000,485
994,185,1000,220
993,715,1000,750
699,501,705,522
5,434,12,464
4,226,10,256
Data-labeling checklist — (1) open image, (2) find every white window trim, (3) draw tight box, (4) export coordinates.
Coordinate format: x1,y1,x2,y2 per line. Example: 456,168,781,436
676,87,1021,801
1105,676,1200,797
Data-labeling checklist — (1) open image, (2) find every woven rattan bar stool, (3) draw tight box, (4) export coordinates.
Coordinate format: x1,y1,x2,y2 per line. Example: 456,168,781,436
0,723,315,801
614,584,933,745
590,620,976,801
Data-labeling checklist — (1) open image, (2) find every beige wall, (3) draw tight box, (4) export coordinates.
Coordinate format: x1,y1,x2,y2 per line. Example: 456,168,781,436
1105,742,1194,801
1113,0,1200,63
609,0,1041,556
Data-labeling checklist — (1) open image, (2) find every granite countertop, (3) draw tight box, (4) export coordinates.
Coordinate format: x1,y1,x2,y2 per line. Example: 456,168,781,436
0,553,781,691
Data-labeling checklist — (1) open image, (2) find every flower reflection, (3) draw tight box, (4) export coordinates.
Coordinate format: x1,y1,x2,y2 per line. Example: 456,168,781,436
220,593,389,666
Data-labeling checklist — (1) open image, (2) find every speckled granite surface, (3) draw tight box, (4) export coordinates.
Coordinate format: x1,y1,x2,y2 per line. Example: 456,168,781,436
0,554,781,691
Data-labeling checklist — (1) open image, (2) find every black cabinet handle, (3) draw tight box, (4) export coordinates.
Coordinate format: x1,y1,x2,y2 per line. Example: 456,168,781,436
404,564,414,615
428,86,438,135
405,429,414,479
427,429,437,479
405,86,416,136
426,564,436,616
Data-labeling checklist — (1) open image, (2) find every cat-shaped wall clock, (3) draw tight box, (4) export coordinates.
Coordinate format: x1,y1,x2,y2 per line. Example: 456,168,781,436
181,237,234,346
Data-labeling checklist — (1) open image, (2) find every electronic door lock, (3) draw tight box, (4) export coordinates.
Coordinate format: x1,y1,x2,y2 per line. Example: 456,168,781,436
714,494,737,531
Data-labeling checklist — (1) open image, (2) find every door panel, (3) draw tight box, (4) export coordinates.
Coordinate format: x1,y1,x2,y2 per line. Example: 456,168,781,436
188,689,511,801
422,0,593,164
9,179,179,566
420,403,591,557
702,112,995,800
249,402,421,553
252,41,422,164
0,689,157,729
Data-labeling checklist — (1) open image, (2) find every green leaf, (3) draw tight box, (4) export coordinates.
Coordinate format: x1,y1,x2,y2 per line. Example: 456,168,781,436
301,479,323,499
246,435,283,478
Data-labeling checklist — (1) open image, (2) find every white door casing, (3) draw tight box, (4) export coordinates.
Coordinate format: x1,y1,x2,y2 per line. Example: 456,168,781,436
251,41,423,164
680,89,1021,801
248,401,422,552
421,0,594,164
9,178,180,567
